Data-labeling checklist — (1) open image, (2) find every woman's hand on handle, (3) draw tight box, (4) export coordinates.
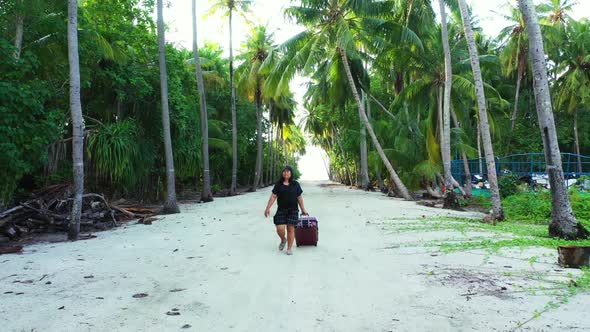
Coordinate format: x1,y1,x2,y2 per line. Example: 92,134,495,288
297,196,307,216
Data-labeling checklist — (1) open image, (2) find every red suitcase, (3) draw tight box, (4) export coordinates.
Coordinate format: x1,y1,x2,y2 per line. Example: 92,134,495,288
295,215,318,246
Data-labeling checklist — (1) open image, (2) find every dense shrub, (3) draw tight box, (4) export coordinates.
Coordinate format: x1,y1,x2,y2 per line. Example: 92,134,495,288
498,174,520,198
0,41,62,207
503,190,590,223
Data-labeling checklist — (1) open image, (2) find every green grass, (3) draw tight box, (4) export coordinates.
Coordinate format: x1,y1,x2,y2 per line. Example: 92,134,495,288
383,190,590,329
385,216,590,252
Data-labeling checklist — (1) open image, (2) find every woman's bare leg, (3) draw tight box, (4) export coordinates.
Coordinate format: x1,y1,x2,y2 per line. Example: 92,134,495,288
286,225,295,250
275,225,286,242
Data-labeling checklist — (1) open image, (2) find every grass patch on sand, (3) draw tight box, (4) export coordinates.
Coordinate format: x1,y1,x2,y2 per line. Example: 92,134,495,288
382,190,590,330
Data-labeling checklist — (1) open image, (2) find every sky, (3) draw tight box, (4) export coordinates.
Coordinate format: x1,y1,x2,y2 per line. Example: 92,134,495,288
162,0,590,181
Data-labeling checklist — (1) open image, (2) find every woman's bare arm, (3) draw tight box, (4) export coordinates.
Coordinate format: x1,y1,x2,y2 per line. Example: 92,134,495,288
297,196,308,215
264,194,277,217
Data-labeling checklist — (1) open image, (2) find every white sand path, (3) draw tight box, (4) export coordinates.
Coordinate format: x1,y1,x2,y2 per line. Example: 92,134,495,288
1,181,588,331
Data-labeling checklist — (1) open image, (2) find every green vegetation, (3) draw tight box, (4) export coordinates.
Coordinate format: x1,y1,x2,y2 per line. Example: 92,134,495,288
503,190,590,223
1,0,588,235
383,192,590,328
0,0,305,207
498,174,521,198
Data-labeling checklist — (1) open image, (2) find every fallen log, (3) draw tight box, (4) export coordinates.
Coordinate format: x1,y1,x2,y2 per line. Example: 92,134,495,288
0,184,159,241
0,245,23,255
112,205,135,218
0,206,23,219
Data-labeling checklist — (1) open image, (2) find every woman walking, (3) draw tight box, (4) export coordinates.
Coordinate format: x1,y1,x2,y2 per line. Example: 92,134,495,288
264,166,308,255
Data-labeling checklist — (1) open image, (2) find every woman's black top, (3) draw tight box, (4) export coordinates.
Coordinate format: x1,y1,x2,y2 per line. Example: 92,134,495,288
272,181,303,210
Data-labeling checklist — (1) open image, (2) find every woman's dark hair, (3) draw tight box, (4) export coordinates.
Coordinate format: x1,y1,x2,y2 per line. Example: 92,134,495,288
276,165,294,184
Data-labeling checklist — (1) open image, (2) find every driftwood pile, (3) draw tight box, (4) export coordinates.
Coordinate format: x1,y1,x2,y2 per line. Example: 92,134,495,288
0,184,159,248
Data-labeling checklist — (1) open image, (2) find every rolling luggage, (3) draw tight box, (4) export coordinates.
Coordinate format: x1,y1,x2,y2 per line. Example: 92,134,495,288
295,215,318,246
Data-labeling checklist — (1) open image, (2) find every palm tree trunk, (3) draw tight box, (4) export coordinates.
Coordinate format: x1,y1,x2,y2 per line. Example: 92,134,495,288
461,153,473,197
321,152,331,180
574,109,582,173
67,0,84,241
333,124,354,186
14,1,23,60
518,0,588,239
157,0,179,214
326,137,335,181
458,0,503,220
192,0,212,202
282,125,287,166
366,90,373,188
266,112,273,185
438,0,454,202
477,126,483,176
276,124,281,177
437,86,443,148
338,48,413,200
253,85,263,191
360,91,369,190
511,64,524,130
451,109,472,197
273,124,280,181
367,93,396,120
229,10,238,195
116,99,123,120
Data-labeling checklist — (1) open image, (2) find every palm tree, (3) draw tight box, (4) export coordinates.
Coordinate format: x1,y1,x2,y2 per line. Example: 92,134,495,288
283,123,307,163
437,0,455,207
518,0,588,239
265,104,274,185
67,0,84,240
270,92,296,166
236,25,274,190
553,19,590,173
359,91,370,190
157,0,179,214
208,0,252,195
457,0,504,220
497,4,528,130
192,0,213,202
538,0,576,81
359,47,370,190
391,20,479,196
538,0,576,26
269,0,419,200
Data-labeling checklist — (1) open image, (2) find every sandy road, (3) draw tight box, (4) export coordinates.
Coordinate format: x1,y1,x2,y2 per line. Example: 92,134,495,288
1,181,588,331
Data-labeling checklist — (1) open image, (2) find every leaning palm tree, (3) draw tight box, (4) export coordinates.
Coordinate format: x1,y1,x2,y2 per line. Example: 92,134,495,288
518,0,588,239
268,0,420,200
236,25,274,190
157,0,179,213
457,0,504,220
497,4,529,130
67,0,84,240
208,0,252,195
192,0,213,202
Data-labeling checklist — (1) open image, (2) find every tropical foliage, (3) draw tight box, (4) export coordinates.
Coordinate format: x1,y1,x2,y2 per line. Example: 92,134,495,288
1,0,589,239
